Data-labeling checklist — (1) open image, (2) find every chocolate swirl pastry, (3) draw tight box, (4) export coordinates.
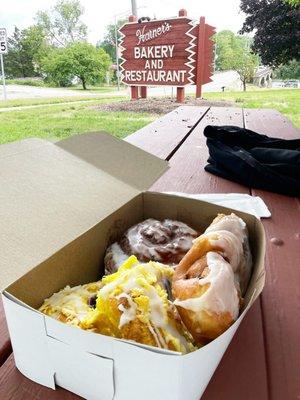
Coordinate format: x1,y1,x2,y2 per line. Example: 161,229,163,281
104,218,198,275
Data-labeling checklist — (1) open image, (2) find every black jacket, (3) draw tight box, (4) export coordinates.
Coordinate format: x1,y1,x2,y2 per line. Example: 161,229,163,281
203,125,300,197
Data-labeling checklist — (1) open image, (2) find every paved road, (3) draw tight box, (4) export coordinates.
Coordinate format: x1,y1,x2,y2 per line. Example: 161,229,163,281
0,85,126,100
148,71,243,97
0,71,243,101
0,99,104,113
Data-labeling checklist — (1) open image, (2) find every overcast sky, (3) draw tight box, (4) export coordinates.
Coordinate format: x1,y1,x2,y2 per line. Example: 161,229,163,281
0,0,246,44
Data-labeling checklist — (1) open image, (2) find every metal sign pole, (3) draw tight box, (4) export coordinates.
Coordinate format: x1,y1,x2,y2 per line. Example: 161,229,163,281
0,54,7,101
114,16,120,91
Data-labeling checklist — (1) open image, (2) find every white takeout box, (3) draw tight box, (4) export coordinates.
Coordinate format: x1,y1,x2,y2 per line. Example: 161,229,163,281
0,132,266,400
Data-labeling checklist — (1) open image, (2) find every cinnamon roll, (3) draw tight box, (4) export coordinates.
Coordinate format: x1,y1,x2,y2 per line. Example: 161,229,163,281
173,251,240,345
172,213,252,345
104,218,198,275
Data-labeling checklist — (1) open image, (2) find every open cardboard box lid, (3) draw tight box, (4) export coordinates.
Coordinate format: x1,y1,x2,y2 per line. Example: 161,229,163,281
0,132,168,289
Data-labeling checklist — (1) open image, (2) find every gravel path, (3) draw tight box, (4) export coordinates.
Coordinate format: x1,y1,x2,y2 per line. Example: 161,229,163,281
91,97,235,114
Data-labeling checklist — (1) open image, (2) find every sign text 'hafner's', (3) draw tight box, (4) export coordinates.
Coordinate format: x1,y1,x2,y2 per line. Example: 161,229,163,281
136,22,172,45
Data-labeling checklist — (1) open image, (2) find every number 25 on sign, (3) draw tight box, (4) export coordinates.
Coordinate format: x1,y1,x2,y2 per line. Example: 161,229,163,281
0,28,8,54
0,28,8,100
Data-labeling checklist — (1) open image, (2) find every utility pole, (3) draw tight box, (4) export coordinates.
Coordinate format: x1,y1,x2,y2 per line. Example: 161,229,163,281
114,15,120,91
0,54,7,100
0,28,8,101
131,0,137,16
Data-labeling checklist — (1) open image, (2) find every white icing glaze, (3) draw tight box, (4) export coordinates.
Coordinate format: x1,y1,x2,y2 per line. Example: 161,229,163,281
205,213,246,239
110,243,129,269
206,230,243,272
123,218,197,264
117,293,137,328
148,286,166,327
204,214,252,294
154,325,168,348
98,261,191,350
174,252,239,320
40,283,101,323
147,323,161,348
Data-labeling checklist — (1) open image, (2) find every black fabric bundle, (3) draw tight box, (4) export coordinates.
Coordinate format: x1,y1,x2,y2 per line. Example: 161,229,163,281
203,125,300,197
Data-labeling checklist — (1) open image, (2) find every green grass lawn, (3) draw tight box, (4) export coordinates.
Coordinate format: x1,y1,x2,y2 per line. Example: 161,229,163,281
6,79,118,92
205,89,300,128
0,97,157,145
0,94,124,109
0,89,298,146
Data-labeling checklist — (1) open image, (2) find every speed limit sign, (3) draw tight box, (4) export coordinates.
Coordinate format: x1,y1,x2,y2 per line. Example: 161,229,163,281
0,28,8,54
0,28,7,100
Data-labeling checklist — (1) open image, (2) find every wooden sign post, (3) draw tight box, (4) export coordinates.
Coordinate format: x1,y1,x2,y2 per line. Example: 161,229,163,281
195,16,215,98
128,15,138,100
177,9,187,103
119,10,215,102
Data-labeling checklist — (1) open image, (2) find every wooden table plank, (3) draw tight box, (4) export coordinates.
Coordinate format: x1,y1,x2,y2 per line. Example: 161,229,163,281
151,107,251,193
0,355,82,400
244,108,300,400
0,299,12,367
125,105,209,159
244,108,299,139
203,302,268,400
150,107,269,400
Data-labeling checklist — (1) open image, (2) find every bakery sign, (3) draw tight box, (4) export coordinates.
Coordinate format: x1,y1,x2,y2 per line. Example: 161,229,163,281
119,17,197,86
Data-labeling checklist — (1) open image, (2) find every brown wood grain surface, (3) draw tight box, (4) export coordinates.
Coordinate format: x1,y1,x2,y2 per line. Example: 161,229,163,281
202,301,268,400
151,107,250,193
244,108,300,400
0,355,82,400
150,106,269,400
0,299,12,366
125,105,209,159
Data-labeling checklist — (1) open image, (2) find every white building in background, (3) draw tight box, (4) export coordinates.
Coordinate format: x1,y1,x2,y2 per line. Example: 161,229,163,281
253,66,273,87
202,70,243,92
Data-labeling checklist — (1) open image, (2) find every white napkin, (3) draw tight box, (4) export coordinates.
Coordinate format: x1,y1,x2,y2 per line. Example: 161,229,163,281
165,192,271,219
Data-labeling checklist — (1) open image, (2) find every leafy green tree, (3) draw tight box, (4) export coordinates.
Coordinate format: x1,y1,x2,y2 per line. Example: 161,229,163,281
215,30,259,91
40,47,74,86
283,0,300,5
240,0,300,66
274,59,300,79
97,19,127,63
5,26,47,78
36,0,87,47
41,42,111,89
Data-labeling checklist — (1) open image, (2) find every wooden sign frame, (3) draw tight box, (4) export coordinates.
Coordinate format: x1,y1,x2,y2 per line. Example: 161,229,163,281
119,9,215,102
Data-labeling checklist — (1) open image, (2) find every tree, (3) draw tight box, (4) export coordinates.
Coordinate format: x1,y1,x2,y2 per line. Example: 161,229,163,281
40,47,74,86
41,42,111,89
97,19,127,63
36,0,87,47
5,26,47,78
274,59,300,79
283,0,300,5
215,30,259,91
240,0,300,66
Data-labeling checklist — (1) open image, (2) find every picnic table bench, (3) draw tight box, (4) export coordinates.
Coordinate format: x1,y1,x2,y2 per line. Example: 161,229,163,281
0,105,299,400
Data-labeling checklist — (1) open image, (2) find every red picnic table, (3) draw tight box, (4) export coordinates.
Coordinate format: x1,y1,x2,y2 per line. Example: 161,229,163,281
0,105,299,400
